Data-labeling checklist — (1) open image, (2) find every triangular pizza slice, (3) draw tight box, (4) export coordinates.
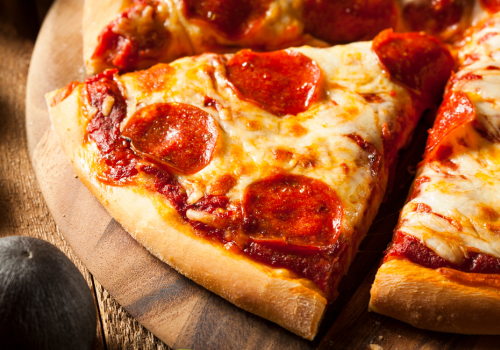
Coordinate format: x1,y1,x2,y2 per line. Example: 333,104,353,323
47,31,452,339
370,12,500,334
83,0,401,74
84,0,480,75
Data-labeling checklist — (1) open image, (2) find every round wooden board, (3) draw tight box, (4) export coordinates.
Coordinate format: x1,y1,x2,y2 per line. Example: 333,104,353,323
25,0,499,349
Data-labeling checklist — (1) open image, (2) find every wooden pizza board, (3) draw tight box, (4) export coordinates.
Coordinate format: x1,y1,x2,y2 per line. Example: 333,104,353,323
25,0,499,348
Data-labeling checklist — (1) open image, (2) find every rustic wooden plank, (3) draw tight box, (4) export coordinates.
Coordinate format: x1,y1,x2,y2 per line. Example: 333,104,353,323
0,5,105,350
93,279,171,350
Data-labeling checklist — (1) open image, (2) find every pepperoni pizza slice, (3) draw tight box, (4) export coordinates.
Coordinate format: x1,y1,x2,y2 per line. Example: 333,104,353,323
83,0,492,75
369,12,500,334
83,0,402,74
47,31,453,339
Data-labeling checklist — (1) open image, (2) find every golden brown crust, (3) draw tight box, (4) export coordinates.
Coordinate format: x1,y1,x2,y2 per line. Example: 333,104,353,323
369,258,500,334
46,86,327,340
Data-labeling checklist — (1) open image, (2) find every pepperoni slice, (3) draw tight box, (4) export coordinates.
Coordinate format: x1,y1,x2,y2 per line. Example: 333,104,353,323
182,0,271,39
133,64,176,93
242,174,343,247
122,103,219,175
425,91,475,155
480,0,500,14
92,0,170,72
302,0,398,44
226,50,322,116
402,0,467,39
372,30,454,107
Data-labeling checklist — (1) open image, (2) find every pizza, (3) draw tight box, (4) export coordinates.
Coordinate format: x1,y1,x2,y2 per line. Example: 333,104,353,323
369,11,500,334
46,30,453,339
83,0,486,75
84,0,403,74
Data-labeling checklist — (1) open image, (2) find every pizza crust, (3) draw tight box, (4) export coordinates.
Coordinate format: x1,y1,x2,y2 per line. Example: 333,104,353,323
46,87,328,340
369,258,500,334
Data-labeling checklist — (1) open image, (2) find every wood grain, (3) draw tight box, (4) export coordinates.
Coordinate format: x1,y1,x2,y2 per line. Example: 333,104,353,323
23,0,500,348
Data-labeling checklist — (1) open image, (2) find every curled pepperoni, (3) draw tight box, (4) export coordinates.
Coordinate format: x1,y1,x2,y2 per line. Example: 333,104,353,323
226,50,322,116
402,0,467,39
122,103,218,175
242,174,343,247
372,30,454,107
480,0,500,14
92,0,170,72
302,0,398,44
425,91,475,155
183,0,271,39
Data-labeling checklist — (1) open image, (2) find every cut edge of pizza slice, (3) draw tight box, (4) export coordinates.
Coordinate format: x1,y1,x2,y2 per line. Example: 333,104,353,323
48,31,452,339
369,12,500,335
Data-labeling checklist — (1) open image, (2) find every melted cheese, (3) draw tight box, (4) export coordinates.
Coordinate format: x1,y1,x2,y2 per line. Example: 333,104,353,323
113,43,416,239
399,12,500,264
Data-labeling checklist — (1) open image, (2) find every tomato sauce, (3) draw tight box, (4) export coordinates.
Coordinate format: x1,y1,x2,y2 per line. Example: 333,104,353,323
85,70,138,183
245,237,348,296
386,231,500,274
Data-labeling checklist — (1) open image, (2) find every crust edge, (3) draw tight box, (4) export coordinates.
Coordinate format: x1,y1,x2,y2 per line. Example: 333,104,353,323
369,258,500,334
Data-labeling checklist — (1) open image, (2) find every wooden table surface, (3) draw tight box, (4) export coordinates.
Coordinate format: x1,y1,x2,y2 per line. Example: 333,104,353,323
0,0,170,348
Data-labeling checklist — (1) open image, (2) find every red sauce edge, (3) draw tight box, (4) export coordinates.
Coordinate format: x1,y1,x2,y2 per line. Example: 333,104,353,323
386,231,500,274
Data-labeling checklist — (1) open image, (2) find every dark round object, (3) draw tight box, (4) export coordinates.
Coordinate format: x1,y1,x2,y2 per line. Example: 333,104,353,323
0,236,96,350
